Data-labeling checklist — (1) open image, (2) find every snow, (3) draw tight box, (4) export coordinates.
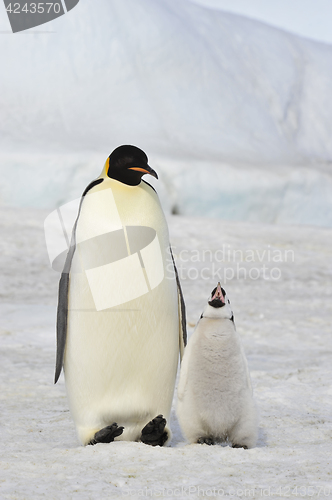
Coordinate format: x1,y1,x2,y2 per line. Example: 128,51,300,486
1,0,332,226
1,206,332,499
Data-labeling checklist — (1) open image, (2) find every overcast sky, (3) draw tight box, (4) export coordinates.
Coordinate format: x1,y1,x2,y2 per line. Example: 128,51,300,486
189,0,332,45
1,1,331,45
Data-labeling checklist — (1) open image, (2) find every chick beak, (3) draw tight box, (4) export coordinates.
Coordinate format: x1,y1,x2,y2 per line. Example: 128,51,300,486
211,282,225,304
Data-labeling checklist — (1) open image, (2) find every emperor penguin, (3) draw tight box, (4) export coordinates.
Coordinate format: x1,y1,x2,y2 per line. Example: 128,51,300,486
55,145,186,446
177,283,257,448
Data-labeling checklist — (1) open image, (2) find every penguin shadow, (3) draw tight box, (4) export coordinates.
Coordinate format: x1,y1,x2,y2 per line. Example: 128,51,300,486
169,408,186,447
256,426,268,448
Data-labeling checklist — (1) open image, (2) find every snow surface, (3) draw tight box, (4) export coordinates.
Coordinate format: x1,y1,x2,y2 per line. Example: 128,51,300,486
1,206,332,499
1,0,332,226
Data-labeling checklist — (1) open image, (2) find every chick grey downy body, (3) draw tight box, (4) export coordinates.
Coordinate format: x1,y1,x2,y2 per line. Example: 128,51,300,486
177,283,257,448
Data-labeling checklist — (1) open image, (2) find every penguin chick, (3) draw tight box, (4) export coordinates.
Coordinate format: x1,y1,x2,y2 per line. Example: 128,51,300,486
177,283,258,448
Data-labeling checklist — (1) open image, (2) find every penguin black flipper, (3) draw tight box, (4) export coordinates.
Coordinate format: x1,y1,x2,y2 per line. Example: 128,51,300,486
54,250,74,384
54,178,104,384
169,247,187,358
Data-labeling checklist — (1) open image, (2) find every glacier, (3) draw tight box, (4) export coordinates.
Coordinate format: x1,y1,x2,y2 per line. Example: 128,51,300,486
0,0,332,226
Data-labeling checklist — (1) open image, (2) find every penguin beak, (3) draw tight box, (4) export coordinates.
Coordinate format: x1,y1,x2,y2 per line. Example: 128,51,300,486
211,282,225,303
128,165,158,180
208,282,226,308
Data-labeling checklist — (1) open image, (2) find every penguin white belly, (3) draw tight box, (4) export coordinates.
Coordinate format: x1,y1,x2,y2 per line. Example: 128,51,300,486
64,179,179,445
177,319,257,448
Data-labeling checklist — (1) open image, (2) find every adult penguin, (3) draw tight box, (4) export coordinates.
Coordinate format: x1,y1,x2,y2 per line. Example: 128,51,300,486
55,145,186,446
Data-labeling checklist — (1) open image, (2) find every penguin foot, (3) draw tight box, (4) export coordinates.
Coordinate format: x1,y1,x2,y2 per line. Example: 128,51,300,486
89,423,124,445
140,414,168,447
197,437,214,445
232,443,248,449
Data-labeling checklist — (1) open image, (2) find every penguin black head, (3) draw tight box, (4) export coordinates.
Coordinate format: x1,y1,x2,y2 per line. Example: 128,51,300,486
107,145,158,186
208,282,226,308
201,282,234,321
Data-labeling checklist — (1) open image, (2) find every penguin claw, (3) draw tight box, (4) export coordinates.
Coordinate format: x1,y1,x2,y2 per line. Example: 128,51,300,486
140,414,168,447
232,443,248,449
89,422,124,445
197,437,214,445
